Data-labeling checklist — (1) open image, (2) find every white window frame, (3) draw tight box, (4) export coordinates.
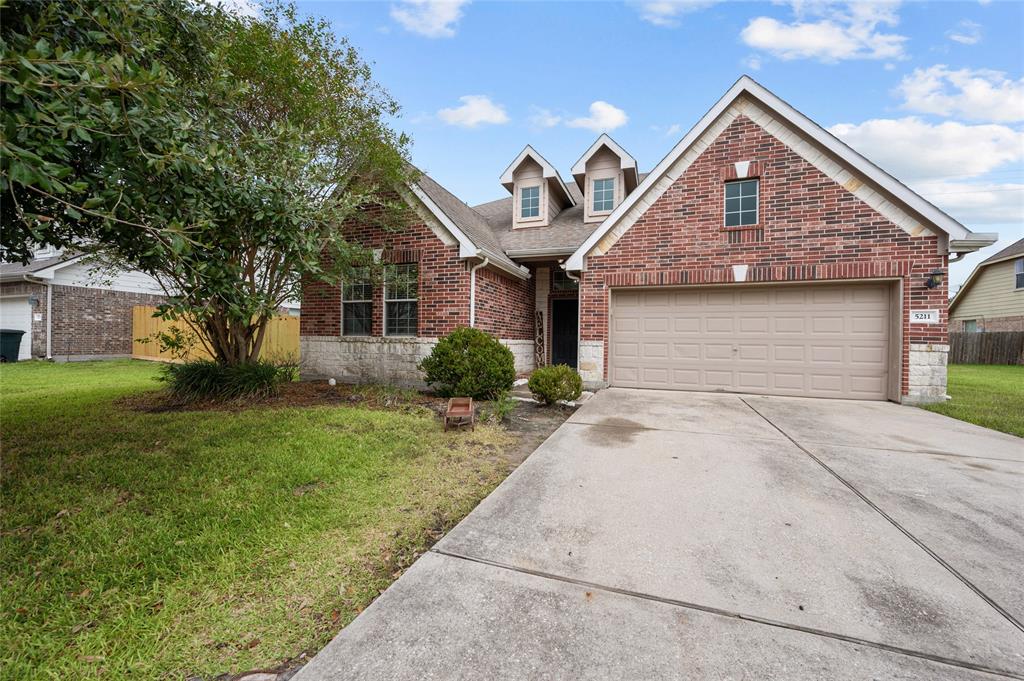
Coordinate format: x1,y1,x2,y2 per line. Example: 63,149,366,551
1015,258,1024,291
724,179,759,227
963,319,978,333
384,263,418,337
592,177,615,213
341,268,372,337
519,184,541,221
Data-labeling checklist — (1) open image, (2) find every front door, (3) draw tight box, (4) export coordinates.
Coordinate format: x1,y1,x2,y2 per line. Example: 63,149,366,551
550,299,578,368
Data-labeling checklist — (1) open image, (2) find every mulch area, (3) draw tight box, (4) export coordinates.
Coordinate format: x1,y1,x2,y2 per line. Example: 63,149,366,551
118,381,444,414
118,382,577,465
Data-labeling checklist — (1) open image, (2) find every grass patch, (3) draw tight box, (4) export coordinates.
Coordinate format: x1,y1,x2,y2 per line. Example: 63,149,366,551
0,360,513,679
920,363,1024,437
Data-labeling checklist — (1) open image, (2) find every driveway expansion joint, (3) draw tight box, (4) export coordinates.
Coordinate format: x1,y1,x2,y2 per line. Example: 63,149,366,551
738,396,1024,636
430,547,1024,679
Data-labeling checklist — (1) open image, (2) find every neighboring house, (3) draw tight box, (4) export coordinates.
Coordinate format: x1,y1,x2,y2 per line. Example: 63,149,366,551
948,238,1024,333
0,249,164,361
301,76,997,404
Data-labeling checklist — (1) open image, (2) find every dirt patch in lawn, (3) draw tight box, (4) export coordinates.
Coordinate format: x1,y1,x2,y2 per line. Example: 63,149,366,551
120,381,575,468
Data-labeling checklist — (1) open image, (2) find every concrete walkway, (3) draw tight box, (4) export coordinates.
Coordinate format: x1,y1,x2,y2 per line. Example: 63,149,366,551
296,389,1024,680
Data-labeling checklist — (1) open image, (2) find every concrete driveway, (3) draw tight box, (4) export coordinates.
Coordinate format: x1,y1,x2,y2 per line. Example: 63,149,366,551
296,389,1024,680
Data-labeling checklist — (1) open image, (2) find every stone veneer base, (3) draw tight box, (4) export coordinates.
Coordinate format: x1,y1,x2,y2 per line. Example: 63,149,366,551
902,343,950,405
300,336,535,387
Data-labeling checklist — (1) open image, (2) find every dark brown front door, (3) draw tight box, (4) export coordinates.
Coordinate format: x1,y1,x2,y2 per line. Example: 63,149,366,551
551,298,578,368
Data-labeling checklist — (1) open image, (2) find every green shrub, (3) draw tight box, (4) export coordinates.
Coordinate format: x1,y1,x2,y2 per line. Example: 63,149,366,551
418,327,515,399
528,365,583,405
160,359,297,401
482,390,517,424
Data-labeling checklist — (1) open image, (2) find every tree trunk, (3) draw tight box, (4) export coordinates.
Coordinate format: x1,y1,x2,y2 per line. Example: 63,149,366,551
202,311,272,367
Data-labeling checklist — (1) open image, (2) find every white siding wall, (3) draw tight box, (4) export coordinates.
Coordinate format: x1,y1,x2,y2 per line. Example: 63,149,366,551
950,259,1024,322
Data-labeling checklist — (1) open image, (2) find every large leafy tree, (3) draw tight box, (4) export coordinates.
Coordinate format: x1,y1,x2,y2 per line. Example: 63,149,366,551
1,0,410,365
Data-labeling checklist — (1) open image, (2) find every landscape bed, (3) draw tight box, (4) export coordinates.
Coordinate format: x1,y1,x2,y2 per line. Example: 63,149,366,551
0,360,570,680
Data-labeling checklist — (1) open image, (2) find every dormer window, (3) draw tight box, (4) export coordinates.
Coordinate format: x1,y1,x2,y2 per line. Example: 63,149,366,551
593,178,615,213
521,185,540,219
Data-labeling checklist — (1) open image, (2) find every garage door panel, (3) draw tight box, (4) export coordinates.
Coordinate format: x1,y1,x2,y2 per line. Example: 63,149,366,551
0,298,33,361
610,283,890,400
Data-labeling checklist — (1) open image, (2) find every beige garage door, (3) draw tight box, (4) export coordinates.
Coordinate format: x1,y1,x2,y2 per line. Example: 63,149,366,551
609,283,891,400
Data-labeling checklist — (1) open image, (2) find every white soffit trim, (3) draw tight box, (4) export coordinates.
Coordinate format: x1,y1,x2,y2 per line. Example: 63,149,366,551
499,145,576,206
570,133,639,177
27,254,87,280
566,75,985,271
407,182,529,280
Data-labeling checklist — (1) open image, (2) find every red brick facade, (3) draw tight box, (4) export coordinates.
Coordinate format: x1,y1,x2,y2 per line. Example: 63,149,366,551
301,211,534,341
951,316,1024,333
474,268,534,340
578,115,948,396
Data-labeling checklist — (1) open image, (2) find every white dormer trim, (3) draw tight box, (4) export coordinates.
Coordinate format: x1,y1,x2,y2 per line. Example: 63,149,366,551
570,133,639,189
500,145,575,206
565,75,996,271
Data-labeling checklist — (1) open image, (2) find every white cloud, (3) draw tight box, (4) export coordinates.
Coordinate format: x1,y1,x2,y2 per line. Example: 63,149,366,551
829,117,1024,181
740,1,907,62
664,123,683,137
528,107,562,129
632,0,720,28
567,101,629,133
946,19,982,45
437,95,508,127
896,66,1024,123
911,180,1024,225
390,0,469,38
744,54,763,71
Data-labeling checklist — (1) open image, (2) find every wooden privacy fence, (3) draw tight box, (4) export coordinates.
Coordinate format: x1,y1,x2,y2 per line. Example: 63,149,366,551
132,306,300,363
949,332,1024,365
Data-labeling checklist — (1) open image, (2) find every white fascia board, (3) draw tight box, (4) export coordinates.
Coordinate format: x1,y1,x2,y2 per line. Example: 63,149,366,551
570,133,639,176
949,234,999,253
408,182,529,280
28,254,87,280
566,75,982,271
409,182,481,260
499,145,576,206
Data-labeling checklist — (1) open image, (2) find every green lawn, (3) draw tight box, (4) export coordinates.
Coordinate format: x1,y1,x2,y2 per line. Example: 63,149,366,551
0,360,512,680
921,363,1024,438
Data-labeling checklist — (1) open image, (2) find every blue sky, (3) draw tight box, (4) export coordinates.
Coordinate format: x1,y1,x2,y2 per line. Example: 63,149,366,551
288,0,1024,291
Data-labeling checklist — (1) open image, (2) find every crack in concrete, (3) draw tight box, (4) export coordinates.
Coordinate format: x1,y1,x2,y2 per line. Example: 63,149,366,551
738,396,1024,637
431,547,1024,680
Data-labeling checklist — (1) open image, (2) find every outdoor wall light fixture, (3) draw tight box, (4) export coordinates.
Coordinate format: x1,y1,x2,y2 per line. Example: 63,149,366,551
925,268,945,289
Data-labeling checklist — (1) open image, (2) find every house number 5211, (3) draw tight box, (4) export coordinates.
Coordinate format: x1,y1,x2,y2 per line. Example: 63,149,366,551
911,309,939,324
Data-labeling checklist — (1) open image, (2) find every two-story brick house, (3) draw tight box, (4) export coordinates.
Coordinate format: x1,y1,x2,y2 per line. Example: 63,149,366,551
301,76,997,404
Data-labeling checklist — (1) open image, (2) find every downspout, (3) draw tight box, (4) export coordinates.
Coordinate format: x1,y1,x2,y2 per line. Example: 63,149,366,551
45,282,52,359
469,257,489,328
564,267,582,371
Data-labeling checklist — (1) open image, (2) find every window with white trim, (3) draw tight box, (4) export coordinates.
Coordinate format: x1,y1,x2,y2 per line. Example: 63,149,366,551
725,179,758,227
1015,258,1023,290
342,268,372,336
520,185,540,218
592,177,615,212
385,263,418,336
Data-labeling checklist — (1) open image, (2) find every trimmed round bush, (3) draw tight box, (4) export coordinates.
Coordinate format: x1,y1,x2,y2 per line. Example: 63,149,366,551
528,364,583,405
418,327,515,399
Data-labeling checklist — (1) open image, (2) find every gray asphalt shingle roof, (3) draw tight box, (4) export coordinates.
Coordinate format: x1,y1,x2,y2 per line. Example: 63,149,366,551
979,238,1024,266
0,253,79,281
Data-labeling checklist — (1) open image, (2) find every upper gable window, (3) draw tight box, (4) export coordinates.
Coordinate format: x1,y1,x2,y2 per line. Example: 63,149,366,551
521,185,540,218
725,179,758,227
593,178,615,212
1015,258,1023,290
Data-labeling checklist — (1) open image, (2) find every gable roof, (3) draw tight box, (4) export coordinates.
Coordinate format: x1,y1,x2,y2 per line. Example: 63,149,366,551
499,145,576,207
570,134,640,192
565,75,998,271
949,237,1024,314
0,252,85,282
410,171,529,279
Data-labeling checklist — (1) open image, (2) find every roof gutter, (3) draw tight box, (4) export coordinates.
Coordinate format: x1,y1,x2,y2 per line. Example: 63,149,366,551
949,234,999,255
